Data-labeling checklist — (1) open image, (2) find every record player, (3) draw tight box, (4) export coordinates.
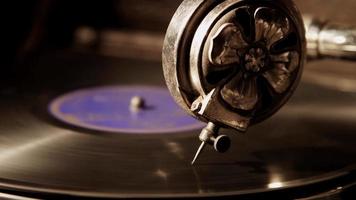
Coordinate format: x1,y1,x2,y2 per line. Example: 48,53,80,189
0,0,355,199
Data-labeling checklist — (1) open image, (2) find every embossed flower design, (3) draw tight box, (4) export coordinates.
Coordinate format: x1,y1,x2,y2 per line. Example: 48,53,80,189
208,7,300,111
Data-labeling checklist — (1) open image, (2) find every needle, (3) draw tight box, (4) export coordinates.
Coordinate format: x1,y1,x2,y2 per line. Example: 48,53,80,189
191,141,206,165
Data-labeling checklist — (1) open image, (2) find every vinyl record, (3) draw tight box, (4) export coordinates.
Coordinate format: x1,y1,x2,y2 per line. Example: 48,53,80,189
0,51,355,199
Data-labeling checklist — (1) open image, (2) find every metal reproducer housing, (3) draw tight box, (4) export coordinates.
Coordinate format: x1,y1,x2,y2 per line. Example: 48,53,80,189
162,0,356,164
163,0,306,164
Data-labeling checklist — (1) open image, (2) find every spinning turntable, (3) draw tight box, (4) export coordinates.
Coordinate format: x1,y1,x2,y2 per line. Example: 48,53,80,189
0,0,355,199
0,53,354,199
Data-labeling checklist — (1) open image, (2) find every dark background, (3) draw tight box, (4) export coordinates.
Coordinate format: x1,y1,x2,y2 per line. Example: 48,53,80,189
3,0,356,61
1,0,356,91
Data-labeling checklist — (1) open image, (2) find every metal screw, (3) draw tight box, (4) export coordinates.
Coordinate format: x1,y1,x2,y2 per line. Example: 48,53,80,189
130,96,146,112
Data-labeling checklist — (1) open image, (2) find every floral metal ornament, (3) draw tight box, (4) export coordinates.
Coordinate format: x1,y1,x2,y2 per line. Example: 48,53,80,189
162,0,305,164
208,7,300,112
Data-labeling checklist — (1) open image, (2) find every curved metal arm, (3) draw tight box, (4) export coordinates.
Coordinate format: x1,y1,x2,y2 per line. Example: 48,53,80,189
304,16,356,60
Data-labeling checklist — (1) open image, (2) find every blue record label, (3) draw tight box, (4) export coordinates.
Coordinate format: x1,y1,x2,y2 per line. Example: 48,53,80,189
49,86,204,134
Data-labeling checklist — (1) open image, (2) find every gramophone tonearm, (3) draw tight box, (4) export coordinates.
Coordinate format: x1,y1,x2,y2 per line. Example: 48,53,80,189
162,0,356,164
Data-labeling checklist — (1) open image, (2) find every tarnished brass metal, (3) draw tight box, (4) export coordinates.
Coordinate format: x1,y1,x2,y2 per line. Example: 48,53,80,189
162,0,306,164
162,0,356,163
163,0,305,130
